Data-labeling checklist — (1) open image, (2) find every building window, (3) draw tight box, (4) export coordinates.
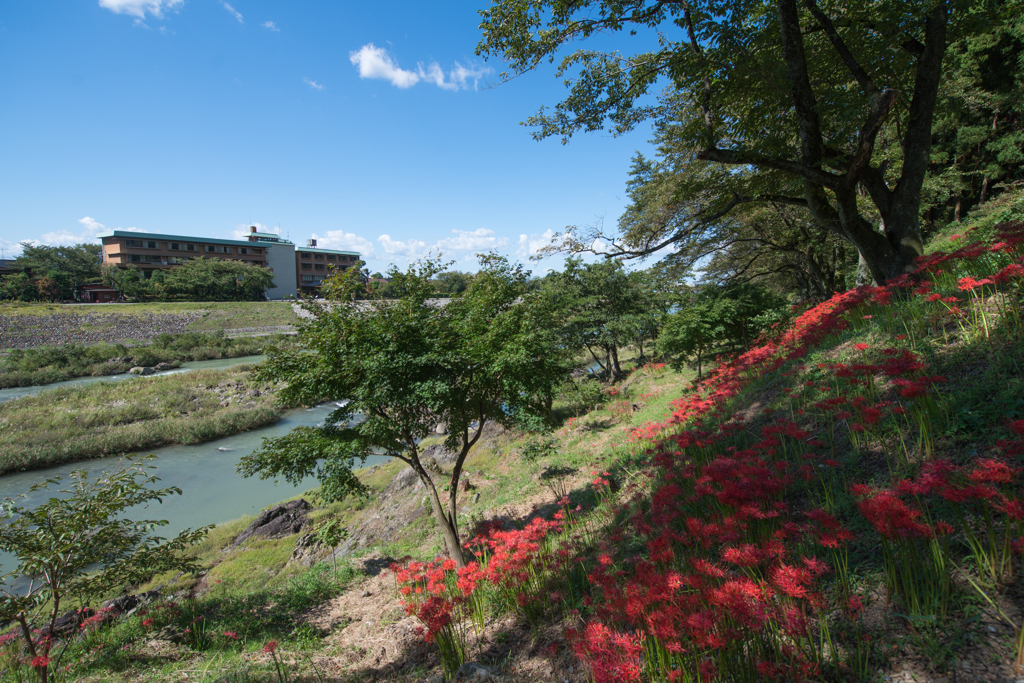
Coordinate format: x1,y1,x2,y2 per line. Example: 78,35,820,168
205,245,214,252
300,252,311,259
314,253,325,260
186,244,195,252
251,248,262,254
146,241,158,249
126,239,143,248
130,254,141,263
144,255,162,263
239,247,249,254
169,243,180,250
301,263,312,270
326,254,336,261
302,274,315,282
314,264,325,270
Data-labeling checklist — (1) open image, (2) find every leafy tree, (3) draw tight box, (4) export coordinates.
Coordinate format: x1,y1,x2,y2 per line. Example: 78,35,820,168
0,273,39,302
159,257,275,301
434,271,473,297
13,242,102,300
100,264,144,300
239,255,570,566
321,260,370,300
478,0,997,283
0,457,208,683
658,283,786,379
543,258,662,381
572,140,856,298
926,14,1024,224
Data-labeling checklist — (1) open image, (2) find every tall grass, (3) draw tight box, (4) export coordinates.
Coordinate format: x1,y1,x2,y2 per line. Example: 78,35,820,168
0,331,289,388
0,367,281,474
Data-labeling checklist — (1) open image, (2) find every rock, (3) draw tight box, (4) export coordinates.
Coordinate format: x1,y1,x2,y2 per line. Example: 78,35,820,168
42,608,95,636
454,662,495,680
129,366,155,376
290,532,323,567
381,467,420,499
249,390,261,397
234,499,312,546
421,444,458,466
103,594,140,613
472,492,480,504
153,362,174,372
435,422,447,434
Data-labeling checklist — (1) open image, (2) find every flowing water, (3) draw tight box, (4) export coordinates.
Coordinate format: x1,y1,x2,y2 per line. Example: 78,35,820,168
0,358,389,583
0,354,268,403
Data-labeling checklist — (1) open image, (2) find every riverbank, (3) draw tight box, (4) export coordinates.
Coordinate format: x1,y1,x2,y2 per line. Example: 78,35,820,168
0,365,282,474
0,331,292,388
0,301,300,350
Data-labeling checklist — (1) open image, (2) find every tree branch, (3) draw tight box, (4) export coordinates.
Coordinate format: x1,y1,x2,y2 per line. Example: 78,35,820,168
803,0,880,97
697,147,841,188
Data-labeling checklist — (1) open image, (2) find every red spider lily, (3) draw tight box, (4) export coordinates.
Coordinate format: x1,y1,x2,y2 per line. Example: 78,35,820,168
855,490,933,539
262,641,278,653
959,276,994,291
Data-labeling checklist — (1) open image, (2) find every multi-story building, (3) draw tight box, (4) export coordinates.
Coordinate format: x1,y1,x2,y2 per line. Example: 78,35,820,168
294,239,361,295
97,227,360,299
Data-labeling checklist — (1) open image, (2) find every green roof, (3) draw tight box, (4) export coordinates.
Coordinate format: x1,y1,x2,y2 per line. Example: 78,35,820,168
97,230,287,247
298,247,361,256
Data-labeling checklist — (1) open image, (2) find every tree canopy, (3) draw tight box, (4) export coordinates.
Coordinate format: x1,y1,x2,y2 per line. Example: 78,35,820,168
239,255,571,566
100,258,275,302
478,0,1012,283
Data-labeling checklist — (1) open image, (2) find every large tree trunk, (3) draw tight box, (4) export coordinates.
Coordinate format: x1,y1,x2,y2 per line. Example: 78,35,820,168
701,1,948,284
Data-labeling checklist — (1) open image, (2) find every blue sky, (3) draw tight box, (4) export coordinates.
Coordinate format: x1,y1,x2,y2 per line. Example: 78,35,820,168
0,0,658,275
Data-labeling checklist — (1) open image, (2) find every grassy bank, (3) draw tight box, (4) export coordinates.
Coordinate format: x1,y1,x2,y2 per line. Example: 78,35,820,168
0,366,281,474
0,331,290,388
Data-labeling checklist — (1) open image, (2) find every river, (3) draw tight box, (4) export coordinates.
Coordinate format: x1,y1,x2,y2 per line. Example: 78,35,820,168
0,357,390,579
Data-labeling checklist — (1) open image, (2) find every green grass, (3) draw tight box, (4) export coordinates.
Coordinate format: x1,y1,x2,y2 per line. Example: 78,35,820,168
0,331,291,388
0,366,282,474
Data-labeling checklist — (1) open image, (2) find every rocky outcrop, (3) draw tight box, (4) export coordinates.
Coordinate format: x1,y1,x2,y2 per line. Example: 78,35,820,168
234,499,312,546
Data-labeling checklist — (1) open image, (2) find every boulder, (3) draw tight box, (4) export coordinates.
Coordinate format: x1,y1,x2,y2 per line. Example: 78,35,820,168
233,499,312,546
421,444,458,466
435,422,447,434
129,366,155,376
41,608,94,636
153,362,174,372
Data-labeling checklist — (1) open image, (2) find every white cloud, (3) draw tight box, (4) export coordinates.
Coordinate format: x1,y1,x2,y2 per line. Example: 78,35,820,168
303,77,324,91
220,1,243,22
0,238,23,259
263,20,279,31
378,234,429,258
98,0,183,19
438,228,508,251
448,62,491,91
349,43,492,91
518,229,564,258
312,231,376,259
350,44,421,89
33,216,138,247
